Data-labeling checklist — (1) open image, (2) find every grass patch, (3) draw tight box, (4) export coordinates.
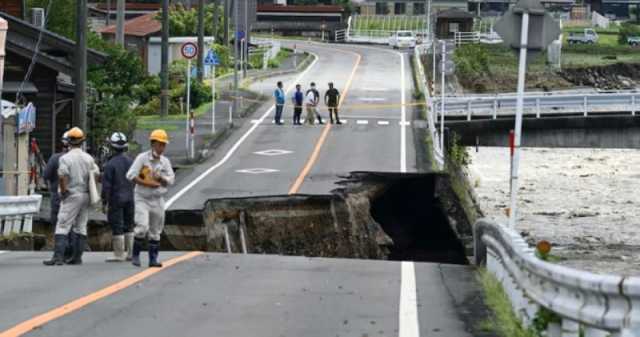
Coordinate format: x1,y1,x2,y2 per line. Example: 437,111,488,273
137,101,212,123
136,122,179,131
478,269,539,337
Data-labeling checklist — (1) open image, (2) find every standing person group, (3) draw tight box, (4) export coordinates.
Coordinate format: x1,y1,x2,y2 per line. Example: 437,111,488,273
272,81,341,125
43,127,174,269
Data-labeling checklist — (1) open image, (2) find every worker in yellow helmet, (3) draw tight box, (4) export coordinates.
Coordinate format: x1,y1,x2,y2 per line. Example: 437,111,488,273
44,127,99,266
125,129,174,267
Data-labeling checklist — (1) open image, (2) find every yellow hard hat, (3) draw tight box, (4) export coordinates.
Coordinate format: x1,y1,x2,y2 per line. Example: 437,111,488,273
67,127,85,145
149,129,169,144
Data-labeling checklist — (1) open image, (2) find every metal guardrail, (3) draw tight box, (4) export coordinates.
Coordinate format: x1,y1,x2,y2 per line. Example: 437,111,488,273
434,92,640,120
454,31,480,45
475,219,640,336
0,195,42,235
414,43,444,169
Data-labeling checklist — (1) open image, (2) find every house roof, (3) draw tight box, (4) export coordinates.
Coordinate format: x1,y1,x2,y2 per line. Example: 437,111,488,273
436,9,475,19
99,12,161,37
95,3,162,11
0,12,107,76
257,4,344,13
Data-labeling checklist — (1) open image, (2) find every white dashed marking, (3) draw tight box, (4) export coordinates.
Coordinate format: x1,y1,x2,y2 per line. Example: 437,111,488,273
377,121,390,125
253,149,293,156
356,120,369,125
235,168,280,174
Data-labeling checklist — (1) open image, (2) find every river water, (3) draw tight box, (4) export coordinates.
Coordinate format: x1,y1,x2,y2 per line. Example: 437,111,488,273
467,147,640,275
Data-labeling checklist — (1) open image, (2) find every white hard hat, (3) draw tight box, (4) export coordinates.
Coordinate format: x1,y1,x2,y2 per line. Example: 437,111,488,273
109,132,128,149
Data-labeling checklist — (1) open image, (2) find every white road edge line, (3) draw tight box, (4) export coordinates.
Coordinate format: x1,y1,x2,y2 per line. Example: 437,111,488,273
400,261,420,337
400,53,407,173
165,52,320,209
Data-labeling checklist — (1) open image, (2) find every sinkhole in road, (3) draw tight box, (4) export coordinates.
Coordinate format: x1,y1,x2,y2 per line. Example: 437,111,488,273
174,172,472,264
370,175,469,265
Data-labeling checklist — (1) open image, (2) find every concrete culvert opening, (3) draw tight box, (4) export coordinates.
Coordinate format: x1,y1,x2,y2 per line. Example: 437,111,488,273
369,174,469,265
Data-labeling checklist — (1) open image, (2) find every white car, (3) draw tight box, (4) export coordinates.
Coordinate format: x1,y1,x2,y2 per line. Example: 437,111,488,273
389,31,416,49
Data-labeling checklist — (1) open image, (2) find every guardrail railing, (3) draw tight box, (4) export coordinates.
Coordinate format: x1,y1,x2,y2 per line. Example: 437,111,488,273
0,195,42,235
434,92,640,120
414,43,444,169
475,219,640,337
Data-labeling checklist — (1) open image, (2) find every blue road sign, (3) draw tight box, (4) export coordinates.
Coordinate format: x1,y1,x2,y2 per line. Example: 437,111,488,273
204,49,220,66
236,30,245,40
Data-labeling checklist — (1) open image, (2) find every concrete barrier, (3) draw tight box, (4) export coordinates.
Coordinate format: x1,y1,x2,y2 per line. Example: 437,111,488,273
0,195,42,235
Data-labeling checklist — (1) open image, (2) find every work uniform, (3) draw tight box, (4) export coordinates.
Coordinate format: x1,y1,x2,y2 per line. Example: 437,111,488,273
126,150,174,242
292,89,304,125
102,153,135,237
43,152,64,226
325,87,341,124
305,89,321,125
56,148,98,237
274,87,285,124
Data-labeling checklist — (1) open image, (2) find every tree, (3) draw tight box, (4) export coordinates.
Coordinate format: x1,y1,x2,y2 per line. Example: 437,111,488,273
164,3,225,39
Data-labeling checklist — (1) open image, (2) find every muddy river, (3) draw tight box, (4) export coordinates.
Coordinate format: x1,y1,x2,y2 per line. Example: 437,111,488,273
467,147,640,275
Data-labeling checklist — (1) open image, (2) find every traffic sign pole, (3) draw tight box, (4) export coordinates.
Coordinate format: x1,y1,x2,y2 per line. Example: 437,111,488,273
211,64,216,134
440,42,445,154
508,12,530,229
186,58,192,159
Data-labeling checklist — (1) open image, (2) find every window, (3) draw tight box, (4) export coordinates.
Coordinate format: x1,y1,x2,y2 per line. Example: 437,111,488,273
413,3,426,15
375,2,389,15
449,22,460,32
395,2,406,15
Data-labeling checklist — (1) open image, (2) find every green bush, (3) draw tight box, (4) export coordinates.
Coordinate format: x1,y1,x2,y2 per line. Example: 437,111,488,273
453,44,490,80
618,22,640,44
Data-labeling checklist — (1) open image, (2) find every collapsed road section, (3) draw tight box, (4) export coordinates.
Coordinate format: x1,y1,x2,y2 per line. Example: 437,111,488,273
165,172,472,264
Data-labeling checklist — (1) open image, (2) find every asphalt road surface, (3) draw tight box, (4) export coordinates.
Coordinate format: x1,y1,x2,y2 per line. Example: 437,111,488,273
0,252,480,337
166,42,417,211
0,43,487,337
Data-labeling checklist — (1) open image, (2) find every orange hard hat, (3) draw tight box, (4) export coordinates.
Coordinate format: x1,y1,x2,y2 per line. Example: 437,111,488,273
149,129,169,144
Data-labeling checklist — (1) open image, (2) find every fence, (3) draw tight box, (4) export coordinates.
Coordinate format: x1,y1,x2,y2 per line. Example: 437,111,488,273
434,91,640,120
475,219,640,336
0,194,42,235
347,14,428,45
454,31,480,45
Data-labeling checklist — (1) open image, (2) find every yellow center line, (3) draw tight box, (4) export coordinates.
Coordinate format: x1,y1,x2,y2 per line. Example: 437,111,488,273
288,48,362,195
0,251,203,337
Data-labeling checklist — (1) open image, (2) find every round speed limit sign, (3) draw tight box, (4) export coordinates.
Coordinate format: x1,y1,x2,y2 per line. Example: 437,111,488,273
181,42,198,59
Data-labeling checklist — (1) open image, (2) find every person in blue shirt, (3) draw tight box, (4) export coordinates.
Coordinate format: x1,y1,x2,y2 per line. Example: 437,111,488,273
292,84,304,125
273,81,285,125
102,132,135,262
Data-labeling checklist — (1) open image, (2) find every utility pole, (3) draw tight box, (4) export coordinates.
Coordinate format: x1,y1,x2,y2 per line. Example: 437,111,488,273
213,0,219,44
106,0,111,26
115,0,125,46
74,0,87,131
224,0,229,46
243,0,248,78
233,0,238,124
197,0,205,82
160,0,169,118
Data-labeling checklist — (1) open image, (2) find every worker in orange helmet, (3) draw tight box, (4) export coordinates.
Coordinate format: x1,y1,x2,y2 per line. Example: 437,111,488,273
126,129,174,268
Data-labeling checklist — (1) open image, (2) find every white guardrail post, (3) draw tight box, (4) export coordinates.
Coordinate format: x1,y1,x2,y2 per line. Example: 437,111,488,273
0,195,42,235
475,219,640,337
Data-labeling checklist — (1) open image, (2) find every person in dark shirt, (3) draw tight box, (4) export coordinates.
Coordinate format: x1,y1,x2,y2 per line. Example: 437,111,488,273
102,132,135,262
325,82,341,124
43,133,70,228
292,84,304,125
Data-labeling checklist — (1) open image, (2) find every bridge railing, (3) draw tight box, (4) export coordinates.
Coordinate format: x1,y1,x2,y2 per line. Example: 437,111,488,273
435,92,640,120
414,43,444,169
0,195,42,235
475,219,640,336
454,31,480,45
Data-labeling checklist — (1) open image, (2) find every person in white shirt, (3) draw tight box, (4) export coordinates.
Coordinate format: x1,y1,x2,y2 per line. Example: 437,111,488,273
304,82,323,125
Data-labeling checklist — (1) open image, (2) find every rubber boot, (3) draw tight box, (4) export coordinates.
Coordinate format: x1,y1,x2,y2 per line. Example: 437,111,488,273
67,233,86,265
64,231,78,264
148,240,163,268
43,234,68,266
106,235,126,262
131,237,143,267
124,232,134,261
